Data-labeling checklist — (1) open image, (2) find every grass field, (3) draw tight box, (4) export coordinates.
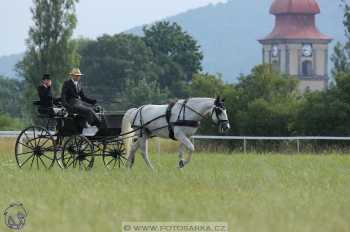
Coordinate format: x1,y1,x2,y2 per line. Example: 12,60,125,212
0,140,350,232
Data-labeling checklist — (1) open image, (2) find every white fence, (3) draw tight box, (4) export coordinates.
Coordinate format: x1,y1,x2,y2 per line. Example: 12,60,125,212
191,135,350,153
0,131,21,138
2,132,350,153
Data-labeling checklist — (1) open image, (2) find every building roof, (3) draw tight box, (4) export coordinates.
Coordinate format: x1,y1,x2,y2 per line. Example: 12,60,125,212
261,15,332,41
260,0,332,42
270,0,320,15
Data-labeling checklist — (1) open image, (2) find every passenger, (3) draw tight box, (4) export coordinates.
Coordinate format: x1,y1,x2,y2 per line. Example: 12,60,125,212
37,74,61,115
61,68,101,128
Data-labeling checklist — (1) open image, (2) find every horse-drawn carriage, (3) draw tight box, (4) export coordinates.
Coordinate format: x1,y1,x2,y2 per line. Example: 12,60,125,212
14,101,127,170
15,96,230,170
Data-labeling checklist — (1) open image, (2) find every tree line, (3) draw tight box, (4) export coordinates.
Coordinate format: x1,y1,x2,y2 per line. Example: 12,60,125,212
1,0,350,138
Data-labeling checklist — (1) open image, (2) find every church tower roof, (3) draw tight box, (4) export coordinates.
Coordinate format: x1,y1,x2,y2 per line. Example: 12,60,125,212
260,0,332,42
270,0,320,15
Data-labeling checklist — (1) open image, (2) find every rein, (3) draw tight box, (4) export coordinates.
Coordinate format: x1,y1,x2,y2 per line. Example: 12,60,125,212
176,100,228,127
125,98,227,140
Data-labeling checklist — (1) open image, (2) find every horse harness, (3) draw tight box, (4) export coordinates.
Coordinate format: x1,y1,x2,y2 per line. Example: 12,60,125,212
166,100,200,140
130,99,226,140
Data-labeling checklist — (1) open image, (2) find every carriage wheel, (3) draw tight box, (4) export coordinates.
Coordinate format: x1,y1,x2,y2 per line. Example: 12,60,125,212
62,135,94,170
54,137,65,169
102,140,127,169
15,126,56,170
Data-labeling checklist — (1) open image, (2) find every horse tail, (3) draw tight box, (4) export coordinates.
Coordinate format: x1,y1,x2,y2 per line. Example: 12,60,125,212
121,108,137,154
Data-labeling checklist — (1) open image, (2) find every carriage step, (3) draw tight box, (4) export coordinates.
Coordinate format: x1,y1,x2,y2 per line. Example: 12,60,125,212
82,126,99,136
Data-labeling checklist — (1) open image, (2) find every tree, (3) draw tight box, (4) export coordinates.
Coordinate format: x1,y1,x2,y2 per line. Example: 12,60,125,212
16,0,79,118
295,90,350,136
143,21,203,97
233,65,300,136
0,76,24,117
0,114,23,130
300,1,350,136
123,79,170,107
78,34,161,109
331,42,350,77
331,1,350,77
189,73,226,97
235,65,299,105
188,73,238,134
298,0,350,137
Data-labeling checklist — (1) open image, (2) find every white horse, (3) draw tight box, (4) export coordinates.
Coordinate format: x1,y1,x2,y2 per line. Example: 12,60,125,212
121,97,230,169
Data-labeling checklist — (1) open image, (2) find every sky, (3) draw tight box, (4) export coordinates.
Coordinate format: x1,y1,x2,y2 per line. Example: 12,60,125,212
0,0,226,56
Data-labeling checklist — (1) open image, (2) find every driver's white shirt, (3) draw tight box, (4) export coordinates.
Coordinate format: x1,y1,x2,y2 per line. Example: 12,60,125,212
71,79,78,89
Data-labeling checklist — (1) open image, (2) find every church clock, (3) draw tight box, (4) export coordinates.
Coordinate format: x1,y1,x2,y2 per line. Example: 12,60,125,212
302,44,313,57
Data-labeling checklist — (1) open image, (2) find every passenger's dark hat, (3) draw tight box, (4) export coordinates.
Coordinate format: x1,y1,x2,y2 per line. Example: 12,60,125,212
42,74,50,80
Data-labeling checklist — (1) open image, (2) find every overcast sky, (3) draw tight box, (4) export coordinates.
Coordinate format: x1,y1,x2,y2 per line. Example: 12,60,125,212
1,0,226,56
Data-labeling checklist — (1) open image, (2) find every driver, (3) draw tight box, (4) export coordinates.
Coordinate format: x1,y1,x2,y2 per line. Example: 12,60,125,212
61,68,101,128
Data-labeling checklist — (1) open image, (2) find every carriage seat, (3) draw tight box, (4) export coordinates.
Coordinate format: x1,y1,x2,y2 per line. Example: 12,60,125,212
33,100,67,118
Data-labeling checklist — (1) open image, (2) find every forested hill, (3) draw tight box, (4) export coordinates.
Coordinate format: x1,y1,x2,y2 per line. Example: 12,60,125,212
0,53,23,79
128,0,345,82
0,0,346,81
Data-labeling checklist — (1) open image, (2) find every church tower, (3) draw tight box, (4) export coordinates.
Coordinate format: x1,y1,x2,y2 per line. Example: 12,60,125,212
259,0,332,92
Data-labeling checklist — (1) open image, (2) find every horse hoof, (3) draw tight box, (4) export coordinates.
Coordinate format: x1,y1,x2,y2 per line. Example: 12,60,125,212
178,160,185,168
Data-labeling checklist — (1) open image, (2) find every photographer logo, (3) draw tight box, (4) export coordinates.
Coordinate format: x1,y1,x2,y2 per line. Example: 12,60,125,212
3,203,28,230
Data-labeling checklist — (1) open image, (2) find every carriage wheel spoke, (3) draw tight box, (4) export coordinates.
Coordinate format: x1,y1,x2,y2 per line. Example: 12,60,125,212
30,155,35,168
17,151,34,156
85,157,93,164
63,154,72,160
79,140,90,153
120,155,128,160
42,146,55,152
88,160,94,169
106,158,114,166
62,136,94,170
65,156,72,163
102,142,126,169
40,138,50,148
36,156,40,170
42,154,54,161
24,133,35,148
66,158,74,168
20,154,34,167
37,129,44,147
83,160,90,170
39,156,48,169
104,151,112,156
18,142,33,150
74,137,79,151
32,128,37,147
75,158,80,168
80,145,90,153
110,159,117,168
66,160,73,168
82,161,88,170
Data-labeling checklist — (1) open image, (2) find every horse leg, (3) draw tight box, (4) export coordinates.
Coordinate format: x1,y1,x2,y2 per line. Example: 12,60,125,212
127,139,139,168
178,143,186,168
175,132,195,168
139,137,154,170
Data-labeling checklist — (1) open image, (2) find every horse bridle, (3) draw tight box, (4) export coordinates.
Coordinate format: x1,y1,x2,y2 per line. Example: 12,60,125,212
211,106,229,125
176,99,228,127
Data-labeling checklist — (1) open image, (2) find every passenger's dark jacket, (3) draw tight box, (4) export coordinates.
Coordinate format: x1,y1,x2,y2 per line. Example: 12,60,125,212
61,79,96,108
37,85,56,108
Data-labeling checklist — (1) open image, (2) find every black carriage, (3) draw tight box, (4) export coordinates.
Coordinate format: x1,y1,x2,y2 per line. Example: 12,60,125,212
15,101,127,170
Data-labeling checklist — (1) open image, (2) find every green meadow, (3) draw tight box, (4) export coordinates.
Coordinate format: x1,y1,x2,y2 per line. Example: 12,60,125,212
0,138,349,232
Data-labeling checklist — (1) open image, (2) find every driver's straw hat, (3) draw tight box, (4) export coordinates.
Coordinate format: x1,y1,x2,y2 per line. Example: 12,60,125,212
69,68,84,76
